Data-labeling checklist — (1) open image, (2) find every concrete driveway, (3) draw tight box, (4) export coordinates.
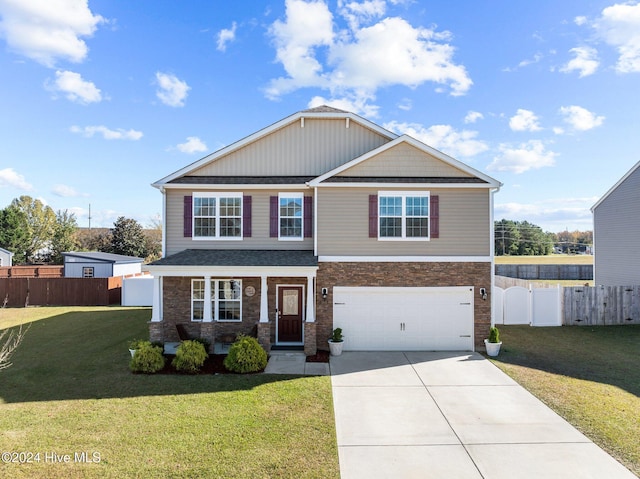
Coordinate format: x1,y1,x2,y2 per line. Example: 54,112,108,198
330,351,636,479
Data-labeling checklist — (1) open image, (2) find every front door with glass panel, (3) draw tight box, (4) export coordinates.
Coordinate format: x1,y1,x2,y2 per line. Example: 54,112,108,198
277,286,303,343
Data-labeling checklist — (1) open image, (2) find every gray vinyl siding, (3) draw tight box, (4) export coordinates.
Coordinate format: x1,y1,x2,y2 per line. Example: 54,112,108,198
316,187,491,256
593,166,640,286
338,143,473,177
190,119,390,177
165,188,313,256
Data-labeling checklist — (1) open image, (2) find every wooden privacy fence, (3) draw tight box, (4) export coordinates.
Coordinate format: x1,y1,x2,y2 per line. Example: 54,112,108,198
0,266,63,278
0,277,122,307
564,285,640,326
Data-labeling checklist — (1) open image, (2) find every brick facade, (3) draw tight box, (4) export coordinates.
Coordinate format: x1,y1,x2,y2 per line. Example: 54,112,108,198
315,261,492,350
150,261,491,354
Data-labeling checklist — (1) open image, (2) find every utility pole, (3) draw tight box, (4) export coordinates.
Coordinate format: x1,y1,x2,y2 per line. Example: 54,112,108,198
88,203,92,230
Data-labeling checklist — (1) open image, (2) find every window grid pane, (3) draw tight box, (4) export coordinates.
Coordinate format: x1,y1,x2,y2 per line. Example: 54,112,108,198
193,195,241,238
379,196,402,237
279,196,303,238
378,194,429,238
217,280,242,322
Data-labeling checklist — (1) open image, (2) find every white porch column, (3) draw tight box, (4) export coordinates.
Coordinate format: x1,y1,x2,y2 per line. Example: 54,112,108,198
203,275,213,322
305,274,315,322
150,275,162,322
260,275,269,323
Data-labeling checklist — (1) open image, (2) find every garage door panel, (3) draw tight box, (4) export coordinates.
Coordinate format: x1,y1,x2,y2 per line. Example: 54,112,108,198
333,287,474,351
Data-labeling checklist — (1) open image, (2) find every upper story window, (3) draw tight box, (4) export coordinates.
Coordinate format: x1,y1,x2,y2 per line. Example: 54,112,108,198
193,192,242,240
379,191,430,240
279,193,303,240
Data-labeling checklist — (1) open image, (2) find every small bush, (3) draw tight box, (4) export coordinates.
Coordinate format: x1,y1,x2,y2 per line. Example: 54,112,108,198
128,338,144,350
129,342,165,373
224,335,268,373
489,326,500,343
172,340,208,374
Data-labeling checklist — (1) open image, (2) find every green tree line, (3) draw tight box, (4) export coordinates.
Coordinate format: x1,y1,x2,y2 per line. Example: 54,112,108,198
0,196,161,265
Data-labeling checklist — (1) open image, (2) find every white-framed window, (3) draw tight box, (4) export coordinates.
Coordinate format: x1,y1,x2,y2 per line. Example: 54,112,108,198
191,279,242,322
279,192,303,240
193,192,242,240
83,267,95,278
379,191,430,240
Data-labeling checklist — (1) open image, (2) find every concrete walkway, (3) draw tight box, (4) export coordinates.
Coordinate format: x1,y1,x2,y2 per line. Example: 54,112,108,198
264,350,330,375
330,351,636,479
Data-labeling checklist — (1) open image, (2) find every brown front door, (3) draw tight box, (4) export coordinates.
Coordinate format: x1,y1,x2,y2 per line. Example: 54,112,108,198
277,286,303,343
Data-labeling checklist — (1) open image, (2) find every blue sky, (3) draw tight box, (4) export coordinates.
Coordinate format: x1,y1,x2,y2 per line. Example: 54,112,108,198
1,0,639,232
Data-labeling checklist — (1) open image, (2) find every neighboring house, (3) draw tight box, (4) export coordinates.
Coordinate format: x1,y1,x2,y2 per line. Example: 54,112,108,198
0,247,13,267
63,252,144,278
147,106,502,355
591,160,640,286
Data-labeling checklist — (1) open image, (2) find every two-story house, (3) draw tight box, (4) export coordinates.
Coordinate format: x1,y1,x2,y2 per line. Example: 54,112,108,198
147,106,501,356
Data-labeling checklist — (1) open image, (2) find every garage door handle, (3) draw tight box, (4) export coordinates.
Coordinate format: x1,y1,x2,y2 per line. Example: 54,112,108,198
460,335,471,337
460,302,471,305
334,302,346,305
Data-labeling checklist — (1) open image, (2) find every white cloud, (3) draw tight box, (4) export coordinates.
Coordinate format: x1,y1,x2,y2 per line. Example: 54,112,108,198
503,52,543,72
495,196,598,231
52,183,88,197
308,94,380,118
464,110,484,124
0,167,33,190
217,22,237,52
509,109,542,132
574,16,588,26
266,0,471,111
488,140,557,174
558,105,605,131
560,46,599,77
338,0,386,30
176,136,208,154
155,72,190,107
0,0,104,67
384,121,489,158
46,70,102,104
397,98,412,111
592,2,640,73
70,125,143,140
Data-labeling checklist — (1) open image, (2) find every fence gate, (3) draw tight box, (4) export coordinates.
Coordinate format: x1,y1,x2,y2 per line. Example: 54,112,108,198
495,285,561,326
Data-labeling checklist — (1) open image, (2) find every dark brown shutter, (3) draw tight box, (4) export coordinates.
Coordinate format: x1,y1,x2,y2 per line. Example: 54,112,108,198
242,195,252,238
430,195,439,238
184,195,192,237
369,194,378,238
304,196,313,238
269,196,278,238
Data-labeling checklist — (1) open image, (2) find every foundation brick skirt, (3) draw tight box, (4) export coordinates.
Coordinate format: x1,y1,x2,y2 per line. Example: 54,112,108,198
304,322,317,356
257,322,271,352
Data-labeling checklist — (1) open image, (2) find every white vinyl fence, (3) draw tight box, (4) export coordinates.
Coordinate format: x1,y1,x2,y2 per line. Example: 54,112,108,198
494,285,562,327
122,275,154,306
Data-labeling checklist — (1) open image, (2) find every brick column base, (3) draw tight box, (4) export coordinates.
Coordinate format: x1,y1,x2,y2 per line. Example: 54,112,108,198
148,321,164,344
200,323,216,353
304,322,317,356
257,322,271,352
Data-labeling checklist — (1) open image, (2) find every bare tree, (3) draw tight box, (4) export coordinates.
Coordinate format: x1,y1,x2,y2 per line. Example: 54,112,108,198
0,324,28,371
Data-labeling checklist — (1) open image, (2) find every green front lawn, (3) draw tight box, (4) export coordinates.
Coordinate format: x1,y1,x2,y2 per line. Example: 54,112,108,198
0,307,339,478
490,325,640,476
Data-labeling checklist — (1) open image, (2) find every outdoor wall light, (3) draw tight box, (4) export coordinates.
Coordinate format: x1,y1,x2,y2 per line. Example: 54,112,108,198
321,287,328,299
480,288,487,301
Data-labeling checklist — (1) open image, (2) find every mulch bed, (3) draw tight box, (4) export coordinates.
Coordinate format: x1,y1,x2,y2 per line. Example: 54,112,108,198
140,349,330,375
306,349,330,363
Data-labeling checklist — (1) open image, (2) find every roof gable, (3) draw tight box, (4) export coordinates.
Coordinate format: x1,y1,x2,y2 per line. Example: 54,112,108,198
592,160,640,212
62,252,144,263
309,135,501,187
153,107,396,187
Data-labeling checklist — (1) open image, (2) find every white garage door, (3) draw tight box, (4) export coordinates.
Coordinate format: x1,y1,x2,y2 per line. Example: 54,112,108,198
333,286,474,351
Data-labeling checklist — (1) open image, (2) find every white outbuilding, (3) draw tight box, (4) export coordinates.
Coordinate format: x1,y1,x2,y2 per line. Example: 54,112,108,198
0,247,13,267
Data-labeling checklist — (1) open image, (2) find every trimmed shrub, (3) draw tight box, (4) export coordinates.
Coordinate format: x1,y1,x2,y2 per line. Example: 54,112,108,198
223,335,268,373
130,342,165,373
172,340,208,374
489,326,500,343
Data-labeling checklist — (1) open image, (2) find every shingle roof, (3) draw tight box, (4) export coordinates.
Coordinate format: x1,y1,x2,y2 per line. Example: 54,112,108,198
150,249,318,267
169,176,315,185
302,105,349,114
323,176,488,184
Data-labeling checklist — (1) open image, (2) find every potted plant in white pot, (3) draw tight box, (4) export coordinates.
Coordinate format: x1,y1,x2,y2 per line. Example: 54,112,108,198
128,339,144,358
484,326,502,357
328,328,344,356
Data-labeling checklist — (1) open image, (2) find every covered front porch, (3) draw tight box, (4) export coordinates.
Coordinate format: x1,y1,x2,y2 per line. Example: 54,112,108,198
146,249,319,355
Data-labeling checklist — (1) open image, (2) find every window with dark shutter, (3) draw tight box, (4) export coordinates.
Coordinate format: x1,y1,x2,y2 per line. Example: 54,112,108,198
304,196,313,238
184,195,192,237
430,195,439,238
243,196,252,238
369,194,378,238
269,196,278,237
